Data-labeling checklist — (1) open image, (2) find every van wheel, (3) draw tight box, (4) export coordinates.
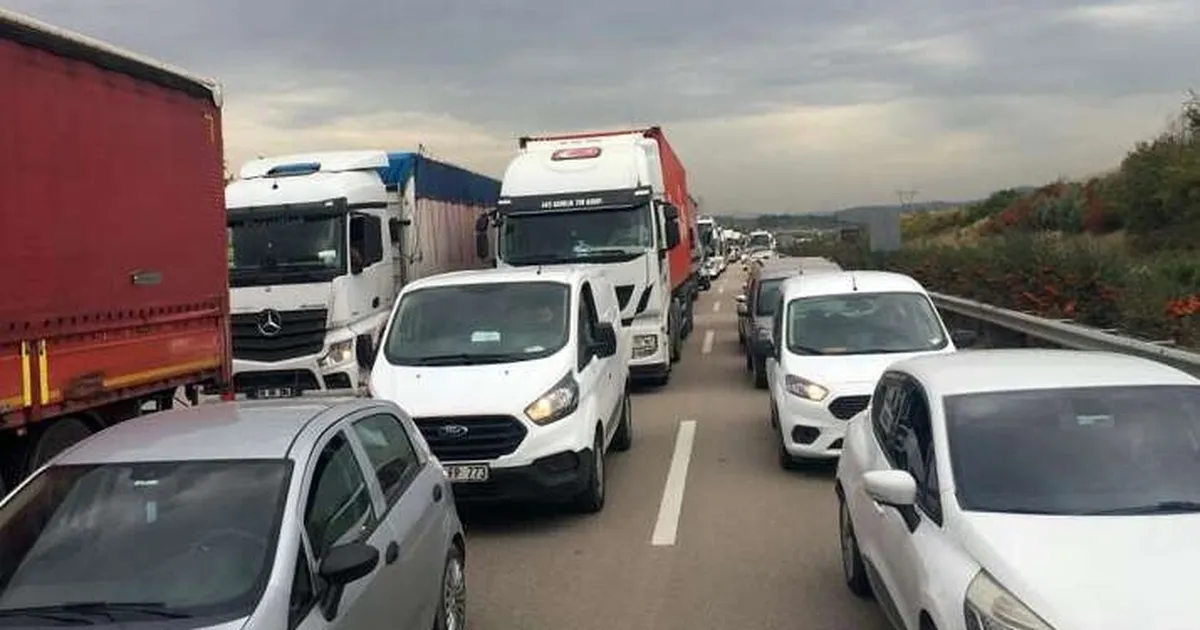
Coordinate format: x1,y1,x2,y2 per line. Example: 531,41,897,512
573,430,606,513
611,390,633,452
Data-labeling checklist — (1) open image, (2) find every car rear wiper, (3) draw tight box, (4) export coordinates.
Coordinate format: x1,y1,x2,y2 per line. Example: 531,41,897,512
0,602,189,622
1085,500,1200,515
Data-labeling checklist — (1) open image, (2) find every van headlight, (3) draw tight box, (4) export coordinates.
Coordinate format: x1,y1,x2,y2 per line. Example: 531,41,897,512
319,340,355,368
524,373,579,425
964,571,1053,630
785,374,829,402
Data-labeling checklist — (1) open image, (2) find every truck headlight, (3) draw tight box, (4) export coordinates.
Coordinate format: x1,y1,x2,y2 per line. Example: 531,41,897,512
785,374,829,402
632,334,658,358
319,340,355,368
524,373,579,425
964,571,1053,630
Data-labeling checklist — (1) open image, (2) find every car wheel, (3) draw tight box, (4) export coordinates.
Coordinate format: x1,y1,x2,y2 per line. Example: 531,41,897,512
611,389,633,452
573,430,606,513
753,357,768,389
839,496,873,598
433,545,466,630
744,352,753,373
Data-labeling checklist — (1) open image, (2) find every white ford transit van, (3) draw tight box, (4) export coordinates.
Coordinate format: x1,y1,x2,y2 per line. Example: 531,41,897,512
367,266,632,513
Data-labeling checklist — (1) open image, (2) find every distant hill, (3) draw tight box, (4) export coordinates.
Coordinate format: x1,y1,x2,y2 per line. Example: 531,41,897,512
712,198,985,233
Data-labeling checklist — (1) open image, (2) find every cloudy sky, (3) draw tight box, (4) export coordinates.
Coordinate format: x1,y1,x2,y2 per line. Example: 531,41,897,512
8,0,1199,214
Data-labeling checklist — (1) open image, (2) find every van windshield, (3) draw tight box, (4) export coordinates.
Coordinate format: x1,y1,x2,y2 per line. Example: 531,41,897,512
384,282,572,366
785,291,947,355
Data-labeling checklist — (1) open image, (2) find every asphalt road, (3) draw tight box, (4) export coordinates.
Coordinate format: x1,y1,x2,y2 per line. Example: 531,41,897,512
461,269,892,630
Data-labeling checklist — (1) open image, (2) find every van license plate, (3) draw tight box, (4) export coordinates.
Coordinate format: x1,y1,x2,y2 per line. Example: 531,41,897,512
445,464,490,483
255,387,295,399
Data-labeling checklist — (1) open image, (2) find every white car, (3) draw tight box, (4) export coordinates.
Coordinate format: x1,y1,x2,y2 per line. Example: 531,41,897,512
764,271,975,467
368,266,632,513
836,348,1200,630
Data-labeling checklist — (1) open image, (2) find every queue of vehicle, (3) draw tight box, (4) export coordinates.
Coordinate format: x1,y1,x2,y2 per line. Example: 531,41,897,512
727,252,1200,629
5,8,1200,630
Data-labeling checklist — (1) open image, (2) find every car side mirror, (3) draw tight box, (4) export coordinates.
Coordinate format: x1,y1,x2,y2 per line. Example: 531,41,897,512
317,542,380,620
736,302,748,316
355,335,375,370
863,470,917,507
319,542,379,585
735,294,746,303
592,323,618,358
350,259,364,275
950,329,979,348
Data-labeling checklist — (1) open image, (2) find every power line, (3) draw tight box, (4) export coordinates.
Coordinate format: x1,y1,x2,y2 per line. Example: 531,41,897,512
895,189,918,207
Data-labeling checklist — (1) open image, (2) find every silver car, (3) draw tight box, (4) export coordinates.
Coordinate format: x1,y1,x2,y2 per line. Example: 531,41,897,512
0,397,466,630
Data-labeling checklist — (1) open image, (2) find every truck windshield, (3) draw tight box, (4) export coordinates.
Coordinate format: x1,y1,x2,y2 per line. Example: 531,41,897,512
383,281,571,366
747,234,772,250
501,206,653,265
227,213,347,287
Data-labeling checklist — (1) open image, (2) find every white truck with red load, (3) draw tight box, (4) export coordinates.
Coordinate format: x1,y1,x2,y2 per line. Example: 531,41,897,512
474,127,700,386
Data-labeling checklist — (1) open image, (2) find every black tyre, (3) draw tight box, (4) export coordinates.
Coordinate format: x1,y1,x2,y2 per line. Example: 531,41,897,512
573,430,606,513
839,496,873,598
433,545,467,630
611,390,633,452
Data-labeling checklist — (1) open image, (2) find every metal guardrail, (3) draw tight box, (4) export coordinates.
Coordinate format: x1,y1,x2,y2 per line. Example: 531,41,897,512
930,292,1200,378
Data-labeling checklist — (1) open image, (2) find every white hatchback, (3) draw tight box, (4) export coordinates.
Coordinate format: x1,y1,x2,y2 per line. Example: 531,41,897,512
764,271,975,467
836,349,1200,630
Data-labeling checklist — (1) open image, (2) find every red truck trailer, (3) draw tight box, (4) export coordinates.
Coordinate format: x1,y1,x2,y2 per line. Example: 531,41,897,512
0,8,231,494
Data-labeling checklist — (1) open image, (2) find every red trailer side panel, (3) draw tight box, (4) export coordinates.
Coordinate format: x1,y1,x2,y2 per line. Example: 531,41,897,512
645,128,697,292
0,11,229,426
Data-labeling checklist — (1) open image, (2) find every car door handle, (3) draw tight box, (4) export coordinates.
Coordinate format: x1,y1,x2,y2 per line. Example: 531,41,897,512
432,484,443,502
385,541,399,565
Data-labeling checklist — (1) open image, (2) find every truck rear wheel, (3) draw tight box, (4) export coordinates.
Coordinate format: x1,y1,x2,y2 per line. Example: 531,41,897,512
24,416,95,477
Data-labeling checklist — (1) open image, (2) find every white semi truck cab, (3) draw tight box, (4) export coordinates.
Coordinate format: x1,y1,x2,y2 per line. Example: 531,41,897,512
474,129,697,387
225,150,497,397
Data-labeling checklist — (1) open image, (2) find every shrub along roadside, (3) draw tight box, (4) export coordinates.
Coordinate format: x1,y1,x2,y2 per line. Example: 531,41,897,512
798,236,1200,350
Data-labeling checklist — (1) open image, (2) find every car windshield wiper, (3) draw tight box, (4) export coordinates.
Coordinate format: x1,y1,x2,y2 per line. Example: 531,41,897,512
412,353,520,366
788,345,824,355
0,602,189,622
1085,500,1200,515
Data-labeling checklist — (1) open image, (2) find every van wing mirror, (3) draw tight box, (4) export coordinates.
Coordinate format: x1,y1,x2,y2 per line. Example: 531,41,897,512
593,323,618,358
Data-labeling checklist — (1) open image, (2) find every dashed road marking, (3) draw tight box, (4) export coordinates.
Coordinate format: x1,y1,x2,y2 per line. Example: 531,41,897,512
712,301,721,313
651,420,697,546
701,330,714,354
717,284,725,294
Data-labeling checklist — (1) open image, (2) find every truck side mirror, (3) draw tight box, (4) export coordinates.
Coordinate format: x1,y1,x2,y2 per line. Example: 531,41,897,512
474,213,490,233
664,222,681,250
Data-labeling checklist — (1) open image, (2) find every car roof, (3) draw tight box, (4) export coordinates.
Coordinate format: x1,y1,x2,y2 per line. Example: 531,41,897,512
52,398,387,465
780,270,926,299
403,265,591,292
891,349,1199,397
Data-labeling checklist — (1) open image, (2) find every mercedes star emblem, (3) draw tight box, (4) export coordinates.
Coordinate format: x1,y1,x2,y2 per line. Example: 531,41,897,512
257,309,283,337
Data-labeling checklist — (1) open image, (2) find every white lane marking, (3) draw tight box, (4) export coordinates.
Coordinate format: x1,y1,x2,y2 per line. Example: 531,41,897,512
712,301,721,313
651,420,697,546
717,284,725,294
701,330,714,354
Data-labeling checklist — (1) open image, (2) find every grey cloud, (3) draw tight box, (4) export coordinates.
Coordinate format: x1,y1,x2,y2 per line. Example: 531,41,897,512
6,0,1199,212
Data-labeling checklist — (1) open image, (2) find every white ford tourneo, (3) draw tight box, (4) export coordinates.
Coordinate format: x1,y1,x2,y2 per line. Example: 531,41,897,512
367,266,632,513
764,271,976,468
